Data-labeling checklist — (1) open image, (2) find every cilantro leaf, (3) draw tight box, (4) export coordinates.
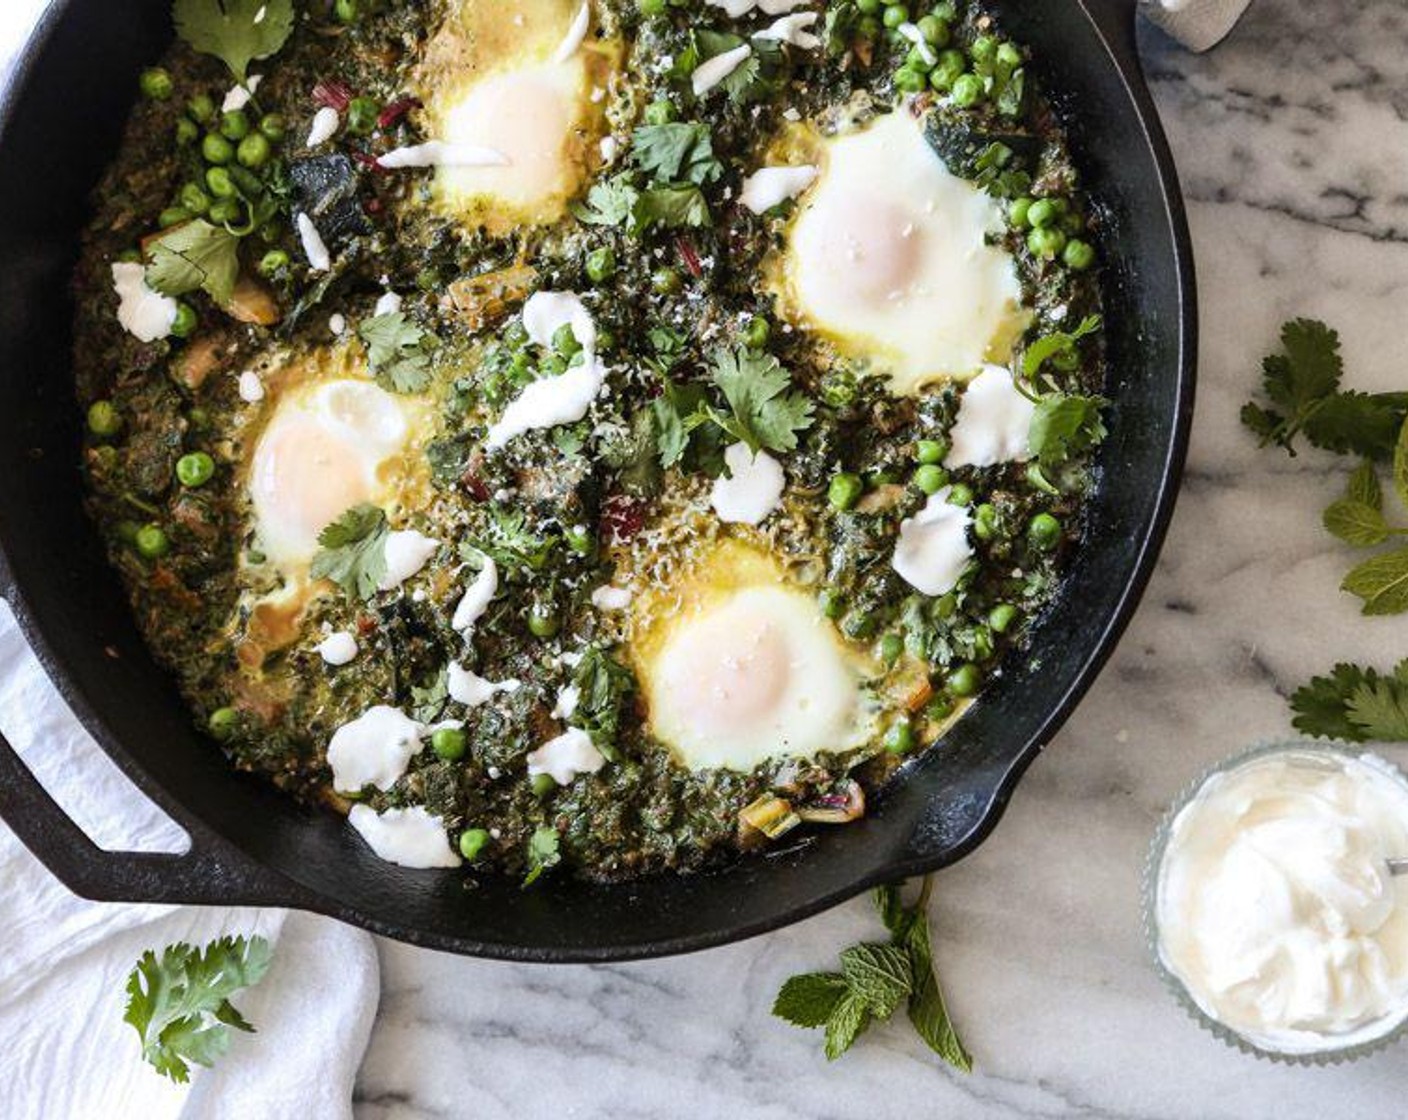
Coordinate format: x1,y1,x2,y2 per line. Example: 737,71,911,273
1348,670,1408,741
1022,315,1102,379
636,185,711,230
474,506,557,574
572,175,641,228
359,312,435,395
772,973,849,1028
1028,393,1109,470
173,0,295,82
145,220,240,306
522,825,561,887
708,346,815,455
1263,318,1342,412
310,504,389,600
1292,662,1408,742
1323,499,1390,548
123,935,272,1084
632,122,723,187
1301,391,1408,460
1341,547,1408,615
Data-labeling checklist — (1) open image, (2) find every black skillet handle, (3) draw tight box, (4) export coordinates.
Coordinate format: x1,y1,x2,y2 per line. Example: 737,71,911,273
0,725,310,908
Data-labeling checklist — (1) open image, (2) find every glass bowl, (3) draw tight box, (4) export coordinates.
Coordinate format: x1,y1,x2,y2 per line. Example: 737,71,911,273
1143,740,1408,1065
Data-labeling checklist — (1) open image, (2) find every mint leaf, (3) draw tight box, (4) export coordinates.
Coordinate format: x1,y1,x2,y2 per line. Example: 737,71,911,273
146,220,240,305
1323,499,1390,548
772,973,849,1028
839,943,914,1018
1341,547,1408,615
1348,460,1382,510
173,0,295,82
823,993,871,1061
123,935,272,1084
905,913,973,1073
310,504,389,600
873,884,908,937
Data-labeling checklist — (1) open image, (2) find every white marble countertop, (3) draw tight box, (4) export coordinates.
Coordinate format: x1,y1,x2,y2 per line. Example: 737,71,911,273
3,1,1407,1116
355,3,1408,1116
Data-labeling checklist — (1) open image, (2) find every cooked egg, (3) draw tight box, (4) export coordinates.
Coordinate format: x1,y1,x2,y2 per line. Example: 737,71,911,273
631,541,880,772
770,111,1027,396
415,0,620,234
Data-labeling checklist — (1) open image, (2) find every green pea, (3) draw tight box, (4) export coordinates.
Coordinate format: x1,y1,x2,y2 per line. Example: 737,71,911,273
237,132,272,169
917,14,950,46
652,267,682,295
884,719,915,755
202,132,234,165
259,249,291,277
176,118,200,146
1027,227,1067,260
158,206,192,229
742,316,770,350
1027,198,1060,229
947,663,981,697
916,438,947,465
841,609,877,641
1063,239,1096,271
913,464,948,495
566,524,595,556
219,109,250,141
135,524,170,560
186,93,215,125
926,694,956,722
346,96,380,135
552,322,582,358
532,773,557,798
431,727,468,761
858,14,882,38
87,400,122,440
208,197,242,226
334,0,360,20
950,73,985,107
528,605,561,639
459,828,490,860
539,354,567,377
586,246,617,283
89,445,119,473
818,588,845,620
989,603,1019,634
820,369,858,409
929,49,965,91
947,482,973,507
637,0,668,16
828,472,864,511
972,502,999,541
996,42,1023,72
882,4,909,29
175,451,215,488
857,0,882,12
905,47,935,73
969,34,998,66
178,183,211,216
258,113,287,142
170,302,198,339
208,706,239,741
895,66,928,94
1029,512,1062,551
205,166,236,198
879,633,904,665
644,98,677,125
1009,197,1033,228
140,67,173,101
971,625,995,661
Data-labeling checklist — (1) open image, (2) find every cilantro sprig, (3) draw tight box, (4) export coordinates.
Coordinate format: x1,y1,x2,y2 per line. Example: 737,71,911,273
1018,316,1108,473
1292,660,1408,743
774,878,971,1069
705,346,816,456
173,0,295,82
310,504,389,600
523,825,561,888
145,220,241,306
123,935,272,1084
359,312,437,395
1241,319,1408,460
575,119,725,232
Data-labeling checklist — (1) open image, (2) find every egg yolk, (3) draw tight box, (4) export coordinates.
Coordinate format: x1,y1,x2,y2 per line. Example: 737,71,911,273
810,197,924,304
249,418,373,564
657,610,794,739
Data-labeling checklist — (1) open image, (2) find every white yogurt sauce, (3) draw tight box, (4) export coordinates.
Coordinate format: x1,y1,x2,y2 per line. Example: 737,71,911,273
891,491,973,596
1156,750,1408,1054
447,662,522,708
711,443,785,525
451,559,499,632
306,106,340,148
739,165,819,215
527,728,606,786
316,631,359,666
348,804,461,869
944,365,1036,469
327,706,423,793
377,530,439,590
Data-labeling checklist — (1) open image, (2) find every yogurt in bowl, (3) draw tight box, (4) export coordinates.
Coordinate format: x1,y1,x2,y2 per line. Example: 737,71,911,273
1149,743,1408,1060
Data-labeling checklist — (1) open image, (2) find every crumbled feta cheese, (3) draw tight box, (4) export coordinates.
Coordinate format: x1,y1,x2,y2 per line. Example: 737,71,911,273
306,105,340,148
329,312,347,336
551,684,581,721
222,74,263,113
296,212,332,272
374,291,403,317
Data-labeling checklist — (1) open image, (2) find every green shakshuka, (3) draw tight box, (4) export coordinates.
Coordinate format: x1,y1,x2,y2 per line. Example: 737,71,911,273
74,0,1107,881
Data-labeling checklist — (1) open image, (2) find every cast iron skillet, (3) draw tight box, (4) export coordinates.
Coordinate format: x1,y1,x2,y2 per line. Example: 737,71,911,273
0,0,1194,962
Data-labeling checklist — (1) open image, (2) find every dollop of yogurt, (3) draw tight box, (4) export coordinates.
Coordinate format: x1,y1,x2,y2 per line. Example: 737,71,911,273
1156,749,1408,1054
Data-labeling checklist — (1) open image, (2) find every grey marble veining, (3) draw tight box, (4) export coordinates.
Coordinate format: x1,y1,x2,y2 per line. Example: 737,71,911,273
355,2,1408,1116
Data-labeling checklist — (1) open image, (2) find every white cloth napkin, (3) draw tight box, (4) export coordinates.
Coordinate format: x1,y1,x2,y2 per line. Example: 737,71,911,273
0,601,380,1120
1144,0,1252,51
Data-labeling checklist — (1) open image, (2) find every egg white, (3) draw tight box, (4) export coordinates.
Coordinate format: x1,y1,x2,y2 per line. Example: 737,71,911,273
772,111,1027,396
631,541,880,772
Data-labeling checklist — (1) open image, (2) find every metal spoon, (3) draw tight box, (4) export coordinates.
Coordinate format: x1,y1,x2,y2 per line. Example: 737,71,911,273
1389,859,1408,877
